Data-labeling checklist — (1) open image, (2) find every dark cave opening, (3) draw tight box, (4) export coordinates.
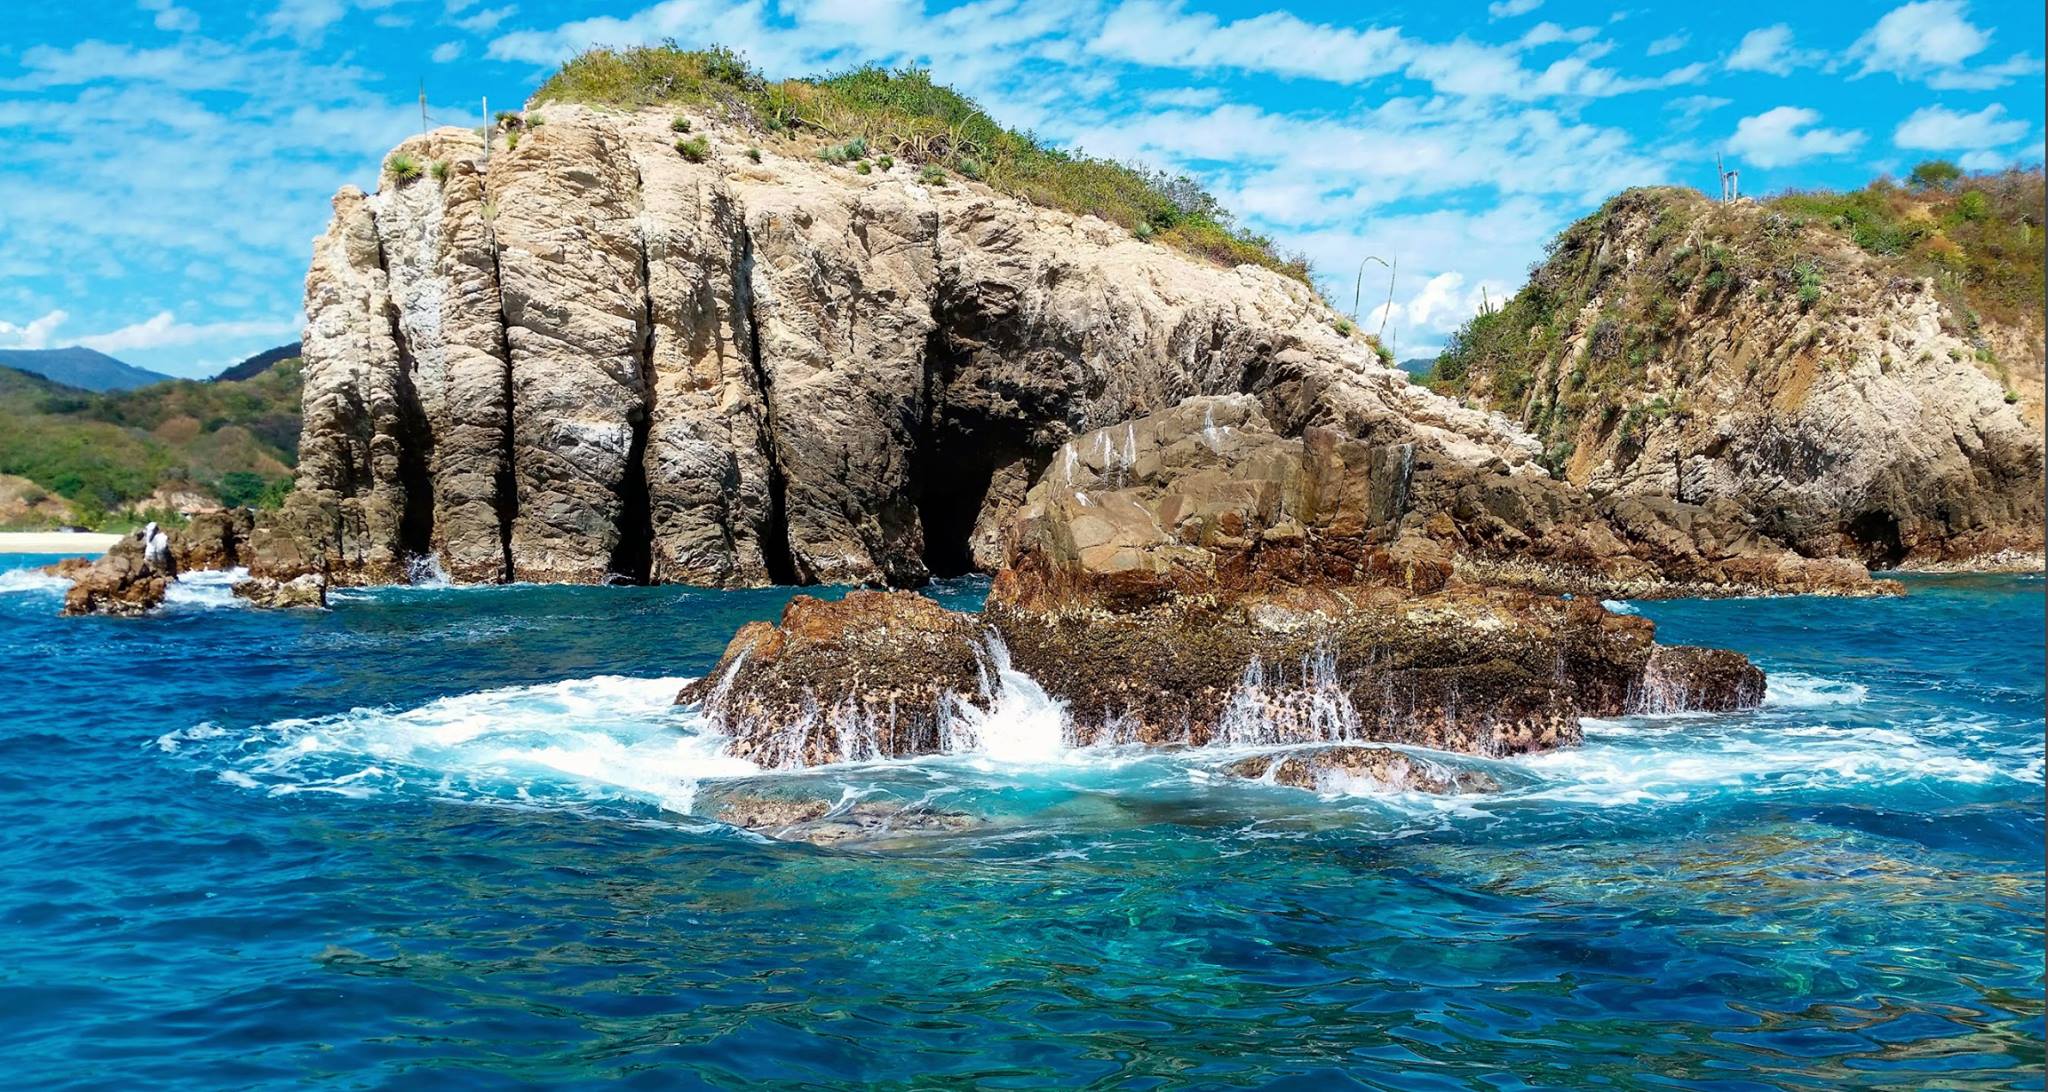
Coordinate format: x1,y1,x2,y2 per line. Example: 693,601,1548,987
607,406,655,585
913,328,1042,580
389,325,436,570
916,429,1001,579
1846,509,1907,570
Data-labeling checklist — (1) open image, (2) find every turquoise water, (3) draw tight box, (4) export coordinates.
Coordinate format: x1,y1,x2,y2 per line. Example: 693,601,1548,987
0,553,2040,1088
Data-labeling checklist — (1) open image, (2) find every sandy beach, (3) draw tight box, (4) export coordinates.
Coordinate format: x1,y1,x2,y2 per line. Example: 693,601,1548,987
0,531,121,555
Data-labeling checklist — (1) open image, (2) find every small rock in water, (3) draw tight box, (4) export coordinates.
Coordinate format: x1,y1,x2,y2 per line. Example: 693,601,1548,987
710,793,980,847
231,574,329,610
1224,745,1500,796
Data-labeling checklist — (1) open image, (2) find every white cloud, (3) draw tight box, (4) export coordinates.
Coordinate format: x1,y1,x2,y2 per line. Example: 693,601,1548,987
1846,0,2040,87
1728,106,1866,168
1488,0,1542,19
0,310,70,350
1085,0,1702,101
139,0,200,32
1646,33,1687,57
1725,25,1819,75
1852,0,1986,72
1893,104,2029,150
432,41,464,63
265,0,349,43
1958,148,2012,171
74,311,299,354
1668,94,1730,117
452,4,517,34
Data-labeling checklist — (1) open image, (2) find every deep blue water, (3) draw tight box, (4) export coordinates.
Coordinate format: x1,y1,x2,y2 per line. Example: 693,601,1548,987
0,554,2040,1089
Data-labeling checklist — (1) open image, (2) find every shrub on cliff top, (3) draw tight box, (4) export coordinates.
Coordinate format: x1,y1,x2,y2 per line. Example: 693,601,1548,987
386,152,423,183
531,44,1312,287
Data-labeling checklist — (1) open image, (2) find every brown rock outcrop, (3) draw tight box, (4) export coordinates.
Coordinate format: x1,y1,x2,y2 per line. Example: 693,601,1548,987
685,396,1773,769
231,574,329,610
61,524,175,617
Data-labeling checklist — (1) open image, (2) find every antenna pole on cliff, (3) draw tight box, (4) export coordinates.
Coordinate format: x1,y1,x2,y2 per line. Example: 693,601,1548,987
1352,255,1393,332
418,80,428,135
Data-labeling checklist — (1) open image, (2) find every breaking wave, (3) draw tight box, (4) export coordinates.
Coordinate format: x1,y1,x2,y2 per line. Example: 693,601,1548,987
170,675,755,816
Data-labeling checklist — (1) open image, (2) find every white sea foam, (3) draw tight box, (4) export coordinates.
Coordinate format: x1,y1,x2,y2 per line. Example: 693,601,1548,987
0,567,70,595
1600,599,1639,615
1514,714,2036,806
162,567,249,610
1764,672,1869,708
207,675,757,815
944,633,1070,766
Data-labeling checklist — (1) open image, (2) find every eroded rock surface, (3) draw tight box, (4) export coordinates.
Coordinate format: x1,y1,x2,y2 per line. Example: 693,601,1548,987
686,396,1773,768
706,792,981,846
1443,186,2045,568
1222,746,1501,795
60,525,176,617
271,109,1898,594
232,574,329,610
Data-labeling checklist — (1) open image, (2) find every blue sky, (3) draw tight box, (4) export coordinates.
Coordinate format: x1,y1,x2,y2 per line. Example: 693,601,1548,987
1,0,2041,376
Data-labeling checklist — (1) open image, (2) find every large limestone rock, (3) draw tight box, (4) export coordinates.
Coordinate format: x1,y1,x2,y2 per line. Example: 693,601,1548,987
1446,186,2044,568
684,396,1773,769
279,108,1874,594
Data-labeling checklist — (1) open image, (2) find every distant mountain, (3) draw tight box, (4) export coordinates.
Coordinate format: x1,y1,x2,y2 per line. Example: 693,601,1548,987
0,347,173,392
212,342,302,383
1397,357,1434,379
0,355,303,528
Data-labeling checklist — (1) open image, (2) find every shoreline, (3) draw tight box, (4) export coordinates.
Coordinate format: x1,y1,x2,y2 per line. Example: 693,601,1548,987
0,531,121,555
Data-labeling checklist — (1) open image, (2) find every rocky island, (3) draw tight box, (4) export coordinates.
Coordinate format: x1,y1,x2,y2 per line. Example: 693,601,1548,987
51,48,2044,782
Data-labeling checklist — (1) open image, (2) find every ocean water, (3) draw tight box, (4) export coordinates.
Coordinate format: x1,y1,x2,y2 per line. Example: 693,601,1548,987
0,552,2040,1089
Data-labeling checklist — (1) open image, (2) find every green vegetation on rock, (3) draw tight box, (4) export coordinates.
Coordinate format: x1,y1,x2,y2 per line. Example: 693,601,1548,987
1767,163,2043,326
0,359,302,529
531,44,1311,285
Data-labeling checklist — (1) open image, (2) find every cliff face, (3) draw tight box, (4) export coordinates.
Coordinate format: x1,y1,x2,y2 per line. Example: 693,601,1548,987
1433,186,2044,568
273,107,1538,588
274,109,1881,596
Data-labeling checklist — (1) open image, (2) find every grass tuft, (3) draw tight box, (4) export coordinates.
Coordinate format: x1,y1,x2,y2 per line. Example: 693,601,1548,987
387,152,423,183
674,135,710,162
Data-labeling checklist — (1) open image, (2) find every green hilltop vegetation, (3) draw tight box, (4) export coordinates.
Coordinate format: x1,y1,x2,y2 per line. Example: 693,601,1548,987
0,359,302,530
1427,162,2045,430
529,44,1313,286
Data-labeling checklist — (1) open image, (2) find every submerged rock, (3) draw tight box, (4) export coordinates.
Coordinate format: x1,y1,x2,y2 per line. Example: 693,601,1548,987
231,574,328,610
1222,745,1501,795
708,792,980,847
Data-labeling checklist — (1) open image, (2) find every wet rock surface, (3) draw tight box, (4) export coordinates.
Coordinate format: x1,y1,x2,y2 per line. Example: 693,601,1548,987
60,526,176,617
706,792,981,847
231,575,329,610
676,591,992,768
687,396,1776,768
1222,746,1501,795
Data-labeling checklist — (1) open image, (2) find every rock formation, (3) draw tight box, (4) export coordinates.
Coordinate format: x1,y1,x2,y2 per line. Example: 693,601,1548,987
682,396,1772,769
59,524,176,617
231,574,328,610
1433,186,2045,568
1221,745,1501,795
272,108,1909,596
